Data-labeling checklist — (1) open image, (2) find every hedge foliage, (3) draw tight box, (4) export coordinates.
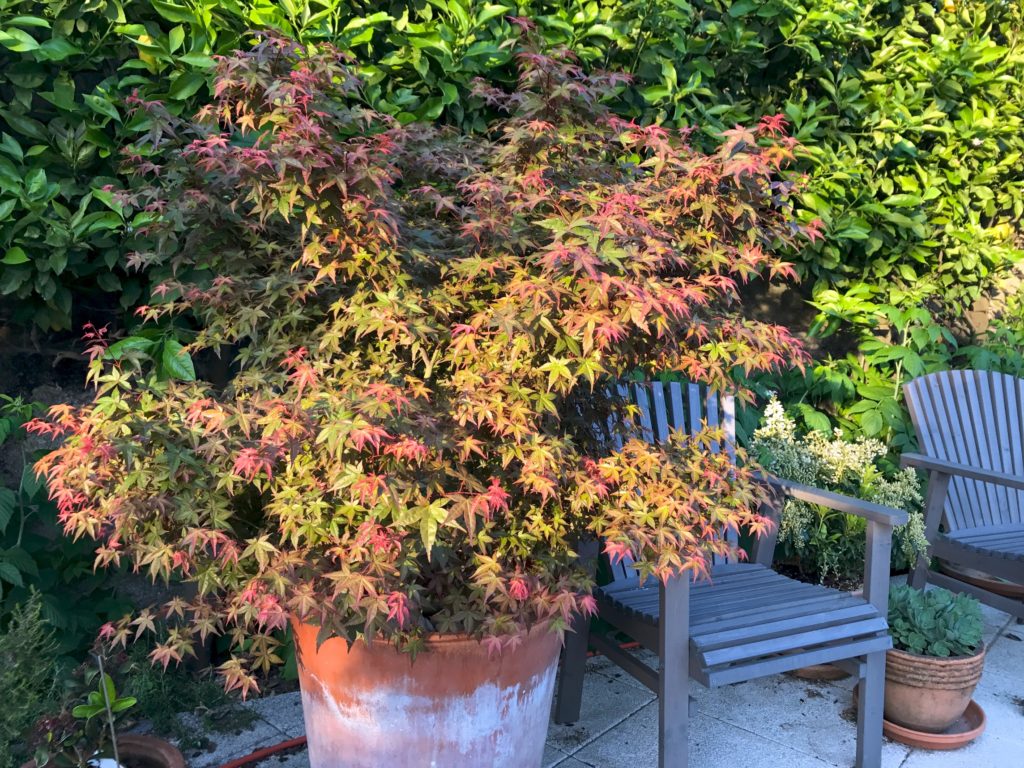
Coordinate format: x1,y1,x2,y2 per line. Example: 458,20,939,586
0,3,1021,385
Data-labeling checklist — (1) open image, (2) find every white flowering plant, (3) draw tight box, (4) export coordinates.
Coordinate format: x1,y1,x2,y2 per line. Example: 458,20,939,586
752,396,928,584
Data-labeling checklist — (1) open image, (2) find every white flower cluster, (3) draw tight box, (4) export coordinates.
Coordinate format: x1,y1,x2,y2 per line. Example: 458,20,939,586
752,395,928,582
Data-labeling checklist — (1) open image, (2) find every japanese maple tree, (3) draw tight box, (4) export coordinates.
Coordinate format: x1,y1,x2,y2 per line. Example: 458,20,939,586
34,35,810,694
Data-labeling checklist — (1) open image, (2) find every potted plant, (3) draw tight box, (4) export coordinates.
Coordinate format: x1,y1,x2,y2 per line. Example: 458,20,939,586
884,584,985,733
752,395,929,587
32,33,811,767
25,664,184,768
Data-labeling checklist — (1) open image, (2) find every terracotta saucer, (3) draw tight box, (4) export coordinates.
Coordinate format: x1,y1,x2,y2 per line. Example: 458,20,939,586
882,699,986,750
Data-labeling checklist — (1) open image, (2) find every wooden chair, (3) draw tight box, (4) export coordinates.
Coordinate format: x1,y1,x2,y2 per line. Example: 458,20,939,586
554,381,907,768
902,369,1024,618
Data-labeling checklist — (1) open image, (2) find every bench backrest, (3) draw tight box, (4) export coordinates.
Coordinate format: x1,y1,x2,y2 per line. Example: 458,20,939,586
904,369,1024,530
604,379,737,583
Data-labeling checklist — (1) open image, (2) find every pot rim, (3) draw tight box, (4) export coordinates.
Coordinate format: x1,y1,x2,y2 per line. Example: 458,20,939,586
887,640,985,663
20,733,185,768
291,616,557,649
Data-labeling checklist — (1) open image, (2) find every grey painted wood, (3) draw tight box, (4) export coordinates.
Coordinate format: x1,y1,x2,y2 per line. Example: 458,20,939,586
669,381,686,433
903,370,1024,618
857,651,886,768
863,516,894,618
751,496,782,566
652,380,670,443
692,603,880,649
911,469,949,592
901,453,1024,491
635,382,655,444
590,632,659,693
687,383,702,436
761,474,908,526
659,574,689,768
553,539,598,724
704,636,890,688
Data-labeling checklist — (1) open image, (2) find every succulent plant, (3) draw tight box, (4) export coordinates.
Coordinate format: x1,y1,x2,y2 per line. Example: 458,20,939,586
888,584,983,658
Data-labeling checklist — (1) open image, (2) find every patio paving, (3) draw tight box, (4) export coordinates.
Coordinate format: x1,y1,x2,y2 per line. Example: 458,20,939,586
180,601,1022,768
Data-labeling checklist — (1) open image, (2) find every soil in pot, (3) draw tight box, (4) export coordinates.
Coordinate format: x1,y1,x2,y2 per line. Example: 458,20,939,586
292,620,562,768
884,644,985,733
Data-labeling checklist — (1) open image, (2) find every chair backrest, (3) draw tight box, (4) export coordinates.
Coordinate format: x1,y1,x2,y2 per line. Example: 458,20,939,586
603,379,737,584
904,369,1024,531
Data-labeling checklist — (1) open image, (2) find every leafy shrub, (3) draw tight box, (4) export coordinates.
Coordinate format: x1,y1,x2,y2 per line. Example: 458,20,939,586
33,36,810,694
959,289,1024,377
0,592,61,768
0,395,126,655
752,395,927,583
3,1,1023,339
28,664,137,768
119,644,256,750
888,584,983,657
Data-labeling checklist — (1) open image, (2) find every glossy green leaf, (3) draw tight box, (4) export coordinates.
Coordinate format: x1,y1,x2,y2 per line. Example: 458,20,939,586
168,71,206,100
1,247,29,265
37,37,82,61
161,339,196,381
83,94,120,123
0,28,40,52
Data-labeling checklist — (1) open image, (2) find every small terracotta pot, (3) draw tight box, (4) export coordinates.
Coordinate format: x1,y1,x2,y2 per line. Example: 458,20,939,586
21,734,185,768
292,619,562,768
884,644,985,733
788,663,850,681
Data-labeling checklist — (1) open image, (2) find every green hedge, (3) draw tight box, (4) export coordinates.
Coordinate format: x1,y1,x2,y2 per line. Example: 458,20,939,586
1,1,1021,345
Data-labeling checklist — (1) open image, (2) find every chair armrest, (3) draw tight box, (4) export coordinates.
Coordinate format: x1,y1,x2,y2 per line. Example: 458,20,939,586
900,453,1024,492
757,473,909,527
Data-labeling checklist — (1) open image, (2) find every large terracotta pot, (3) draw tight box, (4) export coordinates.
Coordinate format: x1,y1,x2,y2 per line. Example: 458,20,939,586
884,644,985,733
292,619,562,768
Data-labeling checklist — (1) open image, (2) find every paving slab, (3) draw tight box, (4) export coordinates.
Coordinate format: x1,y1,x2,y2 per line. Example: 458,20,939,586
247,742,569,768
543,744,570,768
180,711,290,768
894,682,1022,768
206,601,1023,768
571,705,837,768
545,663,656,754
244,691,306,739
253,749,309,768
685,672,910,767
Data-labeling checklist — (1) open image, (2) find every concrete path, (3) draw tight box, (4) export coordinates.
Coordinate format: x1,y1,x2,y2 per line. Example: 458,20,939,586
180,602,1022,768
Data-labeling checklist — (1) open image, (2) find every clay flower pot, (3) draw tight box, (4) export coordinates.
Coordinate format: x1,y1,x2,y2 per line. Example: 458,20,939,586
292,619,562,768
788,663,850,681
21,734,185,768
884,643,985,733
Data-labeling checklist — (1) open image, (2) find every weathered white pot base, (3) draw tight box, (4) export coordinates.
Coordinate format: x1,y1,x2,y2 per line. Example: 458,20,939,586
292,621,561,768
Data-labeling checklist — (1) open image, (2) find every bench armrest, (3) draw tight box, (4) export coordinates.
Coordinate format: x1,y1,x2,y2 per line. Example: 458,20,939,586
901,452,1024,492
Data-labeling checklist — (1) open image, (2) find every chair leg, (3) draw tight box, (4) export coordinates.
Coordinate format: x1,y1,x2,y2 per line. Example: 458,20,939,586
659,575,689,768
855,651,886,768
553,611,590,724
909,557,929,590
